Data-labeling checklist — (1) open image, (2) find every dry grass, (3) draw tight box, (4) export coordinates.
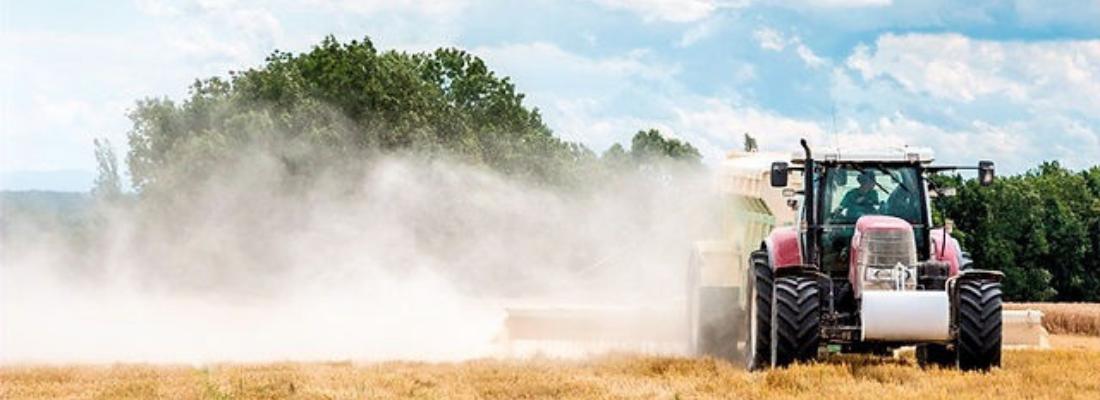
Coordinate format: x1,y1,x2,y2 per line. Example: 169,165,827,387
1006,303,1100,336
1049,334,1100,351
3,347,1099,400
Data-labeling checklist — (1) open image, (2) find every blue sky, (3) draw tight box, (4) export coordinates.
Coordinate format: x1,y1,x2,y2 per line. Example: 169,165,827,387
2,0,1100,190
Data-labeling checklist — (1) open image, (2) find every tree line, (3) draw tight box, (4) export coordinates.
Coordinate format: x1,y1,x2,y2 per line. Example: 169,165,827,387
935,163,1100,302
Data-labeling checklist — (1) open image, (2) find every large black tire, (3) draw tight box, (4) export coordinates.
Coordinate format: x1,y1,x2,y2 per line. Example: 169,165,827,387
745,250,772,370
771,275,820,368
956,280,1002,371
916,344,957,368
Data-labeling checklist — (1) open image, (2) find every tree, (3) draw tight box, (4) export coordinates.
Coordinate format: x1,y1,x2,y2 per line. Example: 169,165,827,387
743,133,758,152
628,128,702,165
935,161,1100,302
124,36,592,193
92,138,122,202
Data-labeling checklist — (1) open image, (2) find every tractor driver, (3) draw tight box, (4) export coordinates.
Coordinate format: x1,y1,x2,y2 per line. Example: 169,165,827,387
839,170,880,219
885,171,919,222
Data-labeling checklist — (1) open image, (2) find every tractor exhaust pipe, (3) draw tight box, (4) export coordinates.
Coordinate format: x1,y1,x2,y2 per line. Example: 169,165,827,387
800,138,818,266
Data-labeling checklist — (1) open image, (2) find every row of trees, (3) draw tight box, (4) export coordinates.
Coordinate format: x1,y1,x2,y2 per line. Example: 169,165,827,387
936,162,1100,301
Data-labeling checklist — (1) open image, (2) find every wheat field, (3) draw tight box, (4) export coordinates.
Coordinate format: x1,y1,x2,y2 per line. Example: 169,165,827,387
1006,303,1100,336
3,344,1099,400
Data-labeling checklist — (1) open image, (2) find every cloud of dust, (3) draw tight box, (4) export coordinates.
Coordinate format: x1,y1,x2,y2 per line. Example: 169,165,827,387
0,149,721,364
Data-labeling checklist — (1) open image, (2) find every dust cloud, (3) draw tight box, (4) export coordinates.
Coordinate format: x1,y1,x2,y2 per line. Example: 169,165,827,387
0,151,720,364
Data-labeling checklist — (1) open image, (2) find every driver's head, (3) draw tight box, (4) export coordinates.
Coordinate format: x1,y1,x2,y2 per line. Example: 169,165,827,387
857,171,875,189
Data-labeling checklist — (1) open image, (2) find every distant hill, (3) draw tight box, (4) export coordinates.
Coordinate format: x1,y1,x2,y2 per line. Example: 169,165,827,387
0,190,93,227
0,170,95,192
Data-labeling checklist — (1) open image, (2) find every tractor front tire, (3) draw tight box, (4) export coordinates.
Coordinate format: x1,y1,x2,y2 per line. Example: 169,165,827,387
771,275,820,368
956,280,1002,371
745,250,772,370
916,344,957,368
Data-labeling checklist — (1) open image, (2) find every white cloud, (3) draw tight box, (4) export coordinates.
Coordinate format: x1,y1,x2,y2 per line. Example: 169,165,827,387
753,27,827,67
837,34,1100,171
795,43,826,67
853,113,1033,168
133,0,284,68
546,96,833,162
473,42,681,149
670,98,825,157
846,33,1100,112
470,41,820,162
589,0,719,23
474,42,678,98
753,27,787,51
0,31,171,173
677,18,719,47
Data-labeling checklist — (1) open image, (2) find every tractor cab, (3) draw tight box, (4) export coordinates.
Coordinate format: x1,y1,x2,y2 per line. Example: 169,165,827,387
777,147,938,275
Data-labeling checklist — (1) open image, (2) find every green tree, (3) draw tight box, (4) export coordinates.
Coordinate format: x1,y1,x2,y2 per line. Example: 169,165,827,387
92,138,122,202
743,133,758,152
125,36,592,193
628,128,702,165
936,161,1100,301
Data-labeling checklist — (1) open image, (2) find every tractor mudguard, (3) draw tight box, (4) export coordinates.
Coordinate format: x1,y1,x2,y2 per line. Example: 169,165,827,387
955,269,1005,283
765,228,802,271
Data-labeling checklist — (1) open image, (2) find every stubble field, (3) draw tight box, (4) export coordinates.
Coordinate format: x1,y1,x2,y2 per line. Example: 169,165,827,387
3,305,1100,400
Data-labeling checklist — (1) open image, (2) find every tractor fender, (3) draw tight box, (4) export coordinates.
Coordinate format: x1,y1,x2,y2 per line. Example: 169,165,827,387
931,228,964,277
955,269,1004,283
765,227,803,271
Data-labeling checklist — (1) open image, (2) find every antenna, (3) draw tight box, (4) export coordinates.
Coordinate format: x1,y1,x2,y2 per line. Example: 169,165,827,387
831,100,839,148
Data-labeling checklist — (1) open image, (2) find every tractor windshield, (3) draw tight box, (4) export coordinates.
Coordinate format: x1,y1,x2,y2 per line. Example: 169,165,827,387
817,164,924,273
822,165,921,224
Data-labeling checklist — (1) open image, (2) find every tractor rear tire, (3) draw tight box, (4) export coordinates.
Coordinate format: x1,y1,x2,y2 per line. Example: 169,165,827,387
771,275,820,368
956,280,1002,371
916,344,957,368
745,250,772,370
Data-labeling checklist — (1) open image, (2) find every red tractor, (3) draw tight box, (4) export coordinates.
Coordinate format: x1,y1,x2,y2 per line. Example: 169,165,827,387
744,140,1001,370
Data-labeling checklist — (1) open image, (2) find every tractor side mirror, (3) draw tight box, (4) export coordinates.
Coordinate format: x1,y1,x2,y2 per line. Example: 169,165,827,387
770,162,789,187
979,161,995,186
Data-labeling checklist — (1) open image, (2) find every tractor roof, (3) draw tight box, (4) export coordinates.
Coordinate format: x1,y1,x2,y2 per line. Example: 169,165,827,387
791,146,934,164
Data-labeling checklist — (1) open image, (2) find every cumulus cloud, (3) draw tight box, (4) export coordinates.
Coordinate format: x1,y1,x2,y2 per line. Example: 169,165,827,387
669,98,825,157
753,27,827,68
835,32,1100,171
133,0,283,66
473,42,683,149
846,33,1100,112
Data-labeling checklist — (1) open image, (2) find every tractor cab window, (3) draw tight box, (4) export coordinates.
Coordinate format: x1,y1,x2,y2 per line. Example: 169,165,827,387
818,165,923,274
822,165,921,224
